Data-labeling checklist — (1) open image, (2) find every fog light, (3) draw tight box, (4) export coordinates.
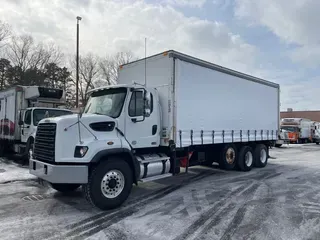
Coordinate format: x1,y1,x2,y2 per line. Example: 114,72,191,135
74,146,88,158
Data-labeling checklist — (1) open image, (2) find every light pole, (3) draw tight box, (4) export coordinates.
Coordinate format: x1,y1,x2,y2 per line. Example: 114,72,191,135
76,16,82,108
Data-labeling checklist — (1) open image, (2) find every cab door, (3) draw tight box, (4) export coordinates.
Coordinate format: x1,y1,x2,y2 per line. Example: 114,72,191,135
124,89,160,149
21,109,32,143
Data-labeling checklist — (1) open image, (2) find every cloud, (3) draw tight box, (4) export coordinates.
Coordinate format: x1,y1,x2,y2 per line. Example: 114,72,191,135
162,0,207,8
234,0,320,66
0,0,256,74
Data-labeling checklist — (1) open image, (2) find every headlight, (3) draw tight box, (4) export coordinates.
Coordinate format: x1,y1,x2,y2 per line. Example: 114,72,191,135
74,146,88,158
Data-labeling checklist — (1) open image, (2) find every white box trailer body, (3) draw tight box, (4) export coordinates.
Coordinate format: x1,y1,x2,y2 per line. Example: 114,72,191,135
0,87,24,141
29,50,280,211
118,51,280,147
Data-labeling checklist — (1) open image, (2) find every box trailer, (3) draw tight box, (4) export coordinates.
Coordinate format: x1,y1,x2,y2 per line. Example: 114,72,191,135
0,86,73,161
29,50,280,210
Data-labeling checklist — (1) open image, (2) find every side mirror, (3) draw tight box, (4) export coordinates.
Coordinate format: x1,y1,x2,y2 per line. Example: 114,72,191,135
18,120,24,126
144,91,151,117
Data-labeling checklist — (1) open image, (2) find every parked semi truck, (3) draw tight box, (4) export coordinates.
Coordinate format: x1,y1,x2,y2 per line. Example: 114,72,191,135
0,86,73,161
275,128,290,147
280,118,313,143
29,50,280,210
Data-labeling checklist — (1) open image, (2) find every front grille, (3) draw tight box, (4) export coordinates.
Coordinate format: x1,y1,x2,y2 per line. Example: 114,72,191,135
33,123,56,162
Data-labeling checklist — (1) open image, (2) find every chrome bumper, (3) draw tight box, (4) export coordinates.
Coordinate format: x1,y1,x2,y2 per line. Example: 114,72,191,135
29,159,88,184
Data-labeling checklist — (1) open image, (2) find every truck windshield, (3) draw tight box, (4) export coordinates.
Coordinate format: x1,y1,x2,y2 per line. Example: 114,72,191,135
281,126,299,132
33,109,73,126
84,88,127,118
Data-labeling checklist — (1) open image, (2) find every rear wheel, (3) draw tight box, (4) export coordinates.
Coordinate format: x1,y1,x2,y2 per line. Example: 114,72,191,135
254,144,268,168
316,142,320,145
83,158,133,210
51,183,80,193
219,144,237,170
275,144,282,148
237,145,254,172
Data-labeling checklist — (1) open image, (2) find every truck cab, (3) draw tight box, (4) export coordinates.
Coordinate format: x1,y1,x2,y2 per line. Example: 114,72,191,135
18,107,73,160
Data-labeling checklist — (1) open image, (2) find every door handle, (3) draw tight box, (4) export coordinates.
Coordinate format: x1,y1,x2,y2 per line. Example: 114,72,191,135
152,125,157,135
25,126,30,129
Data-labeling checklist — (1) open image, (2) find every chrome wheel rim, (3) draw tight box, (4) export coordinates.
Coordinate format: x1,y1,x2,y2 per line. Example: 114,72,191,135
226,147,235,164
101,170,125,199
245,151,253,167
260,149,267,164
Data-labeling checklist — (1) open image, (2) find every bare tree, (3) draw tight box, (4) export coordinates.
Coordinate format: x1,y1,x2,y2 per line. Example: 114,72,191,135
70,53,101,105
0,20,11,48
99,51,135,85
7,34,63,71
6,34,33,71
30,42,63,69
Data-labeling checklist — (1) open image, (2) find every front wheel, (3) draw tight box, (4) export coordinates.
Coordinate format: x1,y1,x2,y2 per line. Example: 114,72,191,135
83,158,133,210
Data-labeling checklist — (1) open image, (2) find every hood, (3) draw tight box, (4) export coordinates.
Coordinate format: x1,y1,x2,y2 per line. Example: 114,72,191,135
39,113,116,126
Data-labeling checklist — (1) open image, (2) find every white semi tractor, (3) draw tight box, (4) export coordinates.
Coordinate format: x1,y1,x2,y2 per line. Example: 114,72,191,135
0,86,73,161
29,51,280,210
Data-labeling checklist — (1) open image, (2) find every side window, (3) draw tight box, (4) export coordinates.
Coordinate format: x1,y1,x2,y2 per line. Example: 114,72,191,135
0,100,1,112
24,110,32,125
129,91,144,117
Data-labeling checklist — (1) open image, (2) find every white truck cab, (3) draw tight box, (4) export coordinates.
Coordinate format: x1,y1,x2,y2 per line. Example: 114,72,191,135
18,107,73,160
29,50,279,210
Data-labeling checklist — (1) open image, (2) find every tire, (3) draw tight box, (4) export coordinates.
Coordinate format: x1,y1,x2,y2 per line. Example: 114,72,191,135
219,144,238,170
316,142,319,145
237,145,254,172
51,183,80,193
83,158,133,210
254,144,268,168
275,144,282,148
25,138,34,163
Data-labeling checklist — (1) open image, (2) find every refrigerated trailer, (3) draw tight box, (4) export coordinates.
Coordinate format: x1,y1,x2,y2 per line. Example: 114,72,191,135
29,50,280,210
0,86,73,160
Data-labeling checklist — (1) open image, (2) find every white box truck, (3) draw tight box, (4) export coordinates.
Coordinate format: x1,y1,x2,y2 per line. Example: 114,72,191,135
29,50,280,210
0,86,73,161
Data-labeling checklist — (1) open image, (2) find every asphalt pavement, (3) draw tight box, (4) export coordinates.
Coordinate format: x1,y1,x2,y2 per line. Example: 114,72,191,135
1,144,320,240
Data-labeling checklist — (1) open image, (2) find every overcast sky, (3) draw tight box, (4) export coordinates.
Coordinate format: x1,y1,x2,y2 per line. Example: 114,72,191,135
0,0,319,111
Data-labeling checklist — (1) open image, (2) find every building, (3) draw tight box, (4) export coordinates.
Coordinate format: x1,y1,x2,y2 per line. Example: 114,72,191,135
280,108,320,122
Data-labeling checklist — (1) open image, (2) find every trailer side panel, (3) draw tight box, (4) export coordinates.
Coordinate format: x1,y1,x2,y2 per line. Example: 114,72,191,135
0,88,17,140
174,59,279,147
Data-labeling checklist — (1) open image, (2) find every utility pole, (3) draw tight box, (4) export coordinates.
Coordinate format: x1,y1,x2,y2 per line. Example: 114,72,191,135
76,16,82,108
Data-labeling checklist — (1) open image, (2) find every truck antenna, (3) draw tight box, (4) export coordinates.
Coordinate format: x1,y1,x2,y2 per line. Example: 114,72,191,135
144,37,147,87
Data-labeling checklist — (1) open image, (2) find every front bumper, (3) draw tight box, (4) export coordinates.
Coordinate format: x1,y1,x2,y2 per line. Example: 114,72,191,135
29,159,88,184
